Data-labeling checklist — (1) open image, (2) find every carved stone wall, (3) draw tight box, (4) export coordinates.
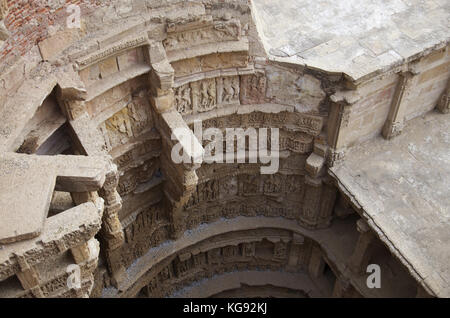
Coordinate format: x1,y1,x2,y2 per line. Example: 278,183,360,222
0,0,444,299
134,229,330,298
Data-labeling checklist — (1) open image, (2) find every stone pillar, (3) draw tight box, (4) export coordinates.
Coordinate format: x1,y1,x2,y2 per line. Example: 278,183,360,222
436,79,449,114
318,178,337,227
301,176,322,229
71,243,91,264
308,246,325,278
71,191,99,205
302,174,337,229
14,254,41,292
288,234,305,268
416,285,433,298
0,0,9,42
98,165,126,286
332,278,350,298
382,71,415,140
327,100,352,167
349,219,375,274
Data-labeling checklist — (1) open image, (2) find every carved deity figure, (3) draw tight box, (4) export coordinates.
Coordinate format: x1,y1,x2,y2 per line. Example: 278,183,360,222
222,246,239,260
0,0,8,20
241,175,260,195
242,242,256,257
241,74,267,105
193,253,207,267
200,180,218,202
263,175,283,194
214,19,241,39
175,85,192,114
286,175,303,193
223,77,235,103
232,76,240,100
104,108,133,148
175,259,191,277
273,241,288,260
208,248,222,264
127,96,151,135
200,81,209,108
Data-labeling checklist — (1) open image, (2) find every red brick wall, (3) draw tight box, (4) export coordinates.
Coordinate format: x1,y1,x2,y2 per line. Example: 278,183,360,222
1,0,103,64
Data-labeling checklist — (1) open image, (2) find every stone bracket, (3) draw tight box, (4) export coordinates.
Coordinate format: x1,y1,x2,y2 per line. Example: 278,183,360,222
382,71,415,140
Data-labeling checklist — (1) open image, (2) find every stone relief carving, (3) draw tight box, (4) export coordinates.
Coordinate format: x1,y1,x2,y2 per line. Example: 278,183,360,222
193,78,217,112
138,230,314,298
199,112,323,136
180,169,310,231
175,76,242,115
175,76,240,115
117,159,158,196
273,241,288,260
217,76,240,105
100,92,153,151
174,84,192,114
240,73,267,104
76,35,148,69
171,52,249,77
163,18,241,51
0,0,8,42
0,0,7,20
121,204,171,268
178,165,338,232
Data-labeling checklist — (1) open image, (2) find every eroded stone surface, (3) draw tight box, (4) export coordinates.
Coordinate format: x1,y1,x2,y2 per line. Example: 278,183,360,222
253,0,450,82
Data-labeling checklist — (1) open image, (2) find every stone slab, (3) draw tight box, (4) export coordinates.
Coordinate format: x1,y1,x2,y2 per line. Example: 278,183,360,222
330,111,450,297
0,154,110,244
253,0,450,82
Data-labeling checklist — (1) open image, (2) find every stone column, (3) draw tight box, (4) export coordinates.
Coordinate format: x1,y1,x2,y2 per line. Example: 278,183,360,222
436,79,449,114
349,219,375,274
318,178,337,227
14,254,42,295
288,234,305,268
416,285,433,298
71,243,91,264
98,165,126,286
308,246,325,278
327,100,352,167
332,278,350,298
0,0,9,42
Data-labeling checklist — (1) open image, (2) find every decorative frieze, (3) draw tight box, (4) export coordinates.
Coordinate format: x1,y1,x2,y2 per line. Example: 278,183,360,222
136,229,321,298
163,16,241,52
197,111,323,137
121,204,171,268
175,76,240,115
171,52,249,78
76,35,149,70
99,93,153,151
